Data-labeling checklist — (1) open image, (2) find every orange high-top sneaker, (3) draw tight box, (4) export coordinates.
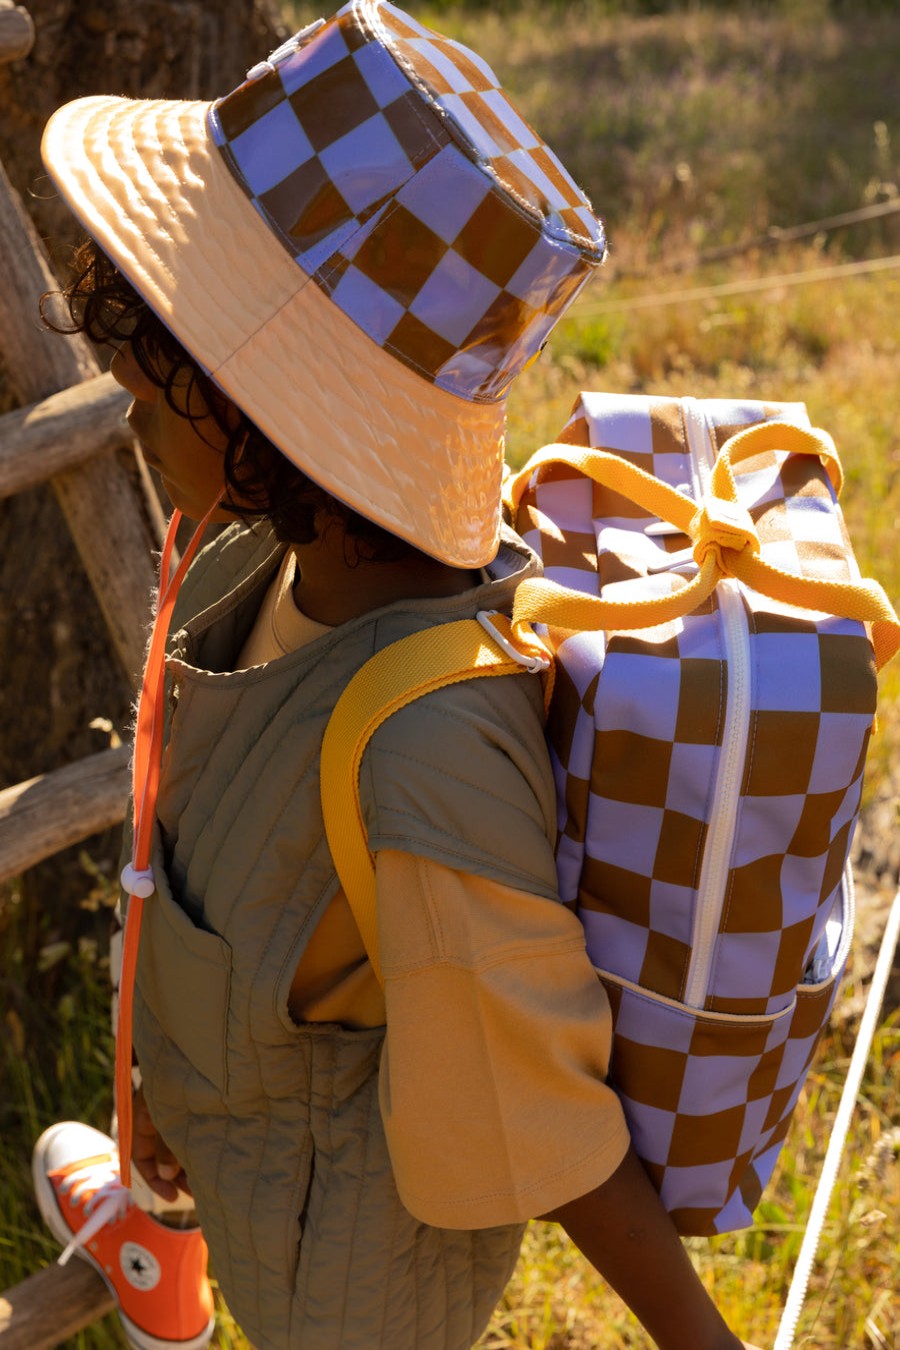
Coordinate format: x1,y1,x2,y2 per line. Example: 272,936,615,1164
33,1122,215,1350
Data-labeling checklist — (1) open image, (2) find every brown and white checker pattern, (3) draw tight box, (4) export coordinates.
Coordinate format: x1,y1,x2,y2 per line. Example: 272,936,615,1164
212,1,604,403
381,5,601,245
512,392,876,1233
601,958,844,1232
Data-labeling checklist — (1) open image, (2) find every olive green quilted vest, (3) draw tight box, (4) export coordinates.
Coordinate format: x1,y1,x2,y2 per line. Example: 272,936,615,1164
132,523,557,1349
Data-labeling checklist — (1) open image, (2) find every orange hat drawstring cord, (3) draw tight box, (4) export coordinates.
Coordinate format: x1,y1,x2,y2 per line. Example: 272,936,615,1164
115,501,219,1188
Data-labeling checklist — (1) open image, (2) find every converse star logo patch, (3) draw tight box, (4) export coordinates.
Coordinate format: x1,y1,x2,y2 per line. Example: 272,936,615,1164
119,1240,162,1291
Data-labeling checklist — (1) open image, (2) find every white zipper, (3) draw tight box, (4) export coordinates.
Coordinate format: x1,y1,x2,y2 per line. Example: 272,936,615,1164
681,401,754,1008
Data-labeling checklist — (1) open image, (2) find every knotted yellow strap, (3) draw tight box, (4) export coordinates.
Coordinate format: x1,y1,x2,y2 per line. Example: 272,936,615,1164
506,422,900,671
320,615,544,983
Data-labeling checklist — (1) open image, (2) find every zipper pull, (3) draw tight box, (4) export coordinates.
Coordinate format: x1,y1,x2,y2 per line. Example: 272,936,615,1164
646,546,698,576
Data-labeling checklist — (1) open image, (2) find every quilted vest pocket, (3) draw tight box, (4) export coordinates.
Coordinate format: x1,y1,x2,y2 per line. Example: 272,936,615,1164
134,837,232,1095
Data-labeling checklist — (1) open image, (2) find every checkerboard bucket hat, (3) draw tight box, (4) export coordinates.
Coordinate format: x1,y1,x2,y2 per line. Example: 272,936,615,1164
40,0,606,566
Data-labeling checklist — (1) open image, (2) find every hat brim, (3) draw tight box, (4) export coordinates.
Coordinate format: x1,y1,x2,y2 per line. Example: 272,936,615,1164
41,95,505,567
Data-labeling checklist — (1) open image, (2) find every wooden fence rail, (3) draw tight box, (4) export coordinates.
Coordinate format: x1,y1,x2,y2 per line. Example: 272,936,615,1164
0,1260,115,1350
0,373,132,499
0,745,130,885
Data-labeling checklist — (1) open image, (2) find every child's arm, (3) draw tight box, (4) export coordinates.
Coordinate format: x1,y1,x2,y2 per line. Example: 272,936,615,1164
132,1083,192,1203
541,1146,762,1350
374,852,761,1347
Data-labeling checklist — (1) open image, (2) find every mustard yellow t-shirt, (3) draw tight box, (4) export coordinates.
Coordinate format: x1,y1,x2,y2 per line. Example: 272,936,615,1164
236,548,630,1227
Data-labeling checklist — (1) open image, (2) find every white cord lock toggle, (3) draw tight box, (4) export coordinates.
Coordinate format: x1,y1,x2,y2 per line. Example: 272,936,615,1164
120,863,156,899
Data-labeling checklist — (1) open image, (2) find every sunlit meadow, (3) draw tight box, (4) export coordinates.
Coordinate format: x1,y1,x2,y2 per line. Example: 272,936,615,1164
2,2,898,1345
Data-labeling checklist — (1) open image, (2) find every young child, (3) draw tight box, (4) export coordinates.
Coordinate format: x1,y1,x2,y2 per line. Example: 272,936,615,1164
32,4,762,1348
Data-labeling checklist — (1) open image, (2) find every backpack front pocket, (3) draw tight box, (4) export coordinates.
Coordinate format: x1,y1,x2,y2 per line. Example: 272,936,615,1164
596,868,852,1236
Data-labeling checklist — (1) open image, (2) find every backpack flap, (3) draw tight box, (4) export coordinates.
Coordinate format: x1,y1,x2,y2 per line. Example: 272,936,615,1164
508,392,893,1235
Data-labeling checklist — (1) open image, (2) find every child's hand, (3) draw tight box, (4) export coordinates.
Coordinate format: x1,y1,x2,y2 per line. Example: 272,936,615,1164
132,1083,192,1203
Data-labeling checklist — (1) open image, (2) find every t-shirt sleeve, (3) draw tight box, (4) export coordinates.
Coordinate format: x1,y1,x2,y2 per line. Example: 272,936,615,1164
375,849,631,1230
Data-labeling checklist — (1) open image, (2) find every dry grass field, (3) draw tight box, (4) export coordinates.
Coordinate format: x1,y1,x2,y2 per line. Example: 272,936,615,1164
2,1,898,1346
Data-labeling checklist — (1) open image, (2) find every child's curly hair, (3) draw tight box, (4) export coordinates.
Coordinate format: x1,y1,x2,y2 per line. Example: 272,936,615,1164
43,237,412,560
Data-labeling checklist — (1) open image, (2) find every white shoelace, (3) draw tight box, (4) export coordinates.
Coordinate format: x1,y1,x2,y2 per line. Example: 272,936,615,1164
56,1157,134,1266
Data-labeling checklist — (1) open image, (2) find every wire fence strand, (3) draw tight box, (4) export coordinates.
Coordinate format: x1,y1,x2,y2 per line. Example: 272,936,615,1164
571,253,900,319
615,198,900,279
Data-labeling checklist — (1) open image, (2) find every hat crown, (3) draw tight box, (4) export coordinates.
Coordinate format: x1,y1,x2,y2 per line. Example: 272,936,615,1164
369,3,603,253
210,0,604,403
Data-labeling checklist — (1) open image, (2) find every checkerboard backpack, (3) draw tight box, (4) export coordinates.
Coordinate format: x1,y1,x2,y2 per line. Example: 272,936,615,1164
322,392,900,1236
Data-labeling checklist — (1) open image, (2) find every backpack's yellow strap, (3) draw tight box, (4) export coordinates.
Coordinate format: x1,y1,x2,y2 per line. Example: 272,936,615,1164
320,615,544,985
506,422,900,671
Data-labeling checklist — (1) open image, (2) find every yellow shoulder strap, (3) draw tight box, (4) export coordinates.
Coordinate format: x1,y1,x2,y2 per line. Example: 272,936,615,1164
319,614,547,985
